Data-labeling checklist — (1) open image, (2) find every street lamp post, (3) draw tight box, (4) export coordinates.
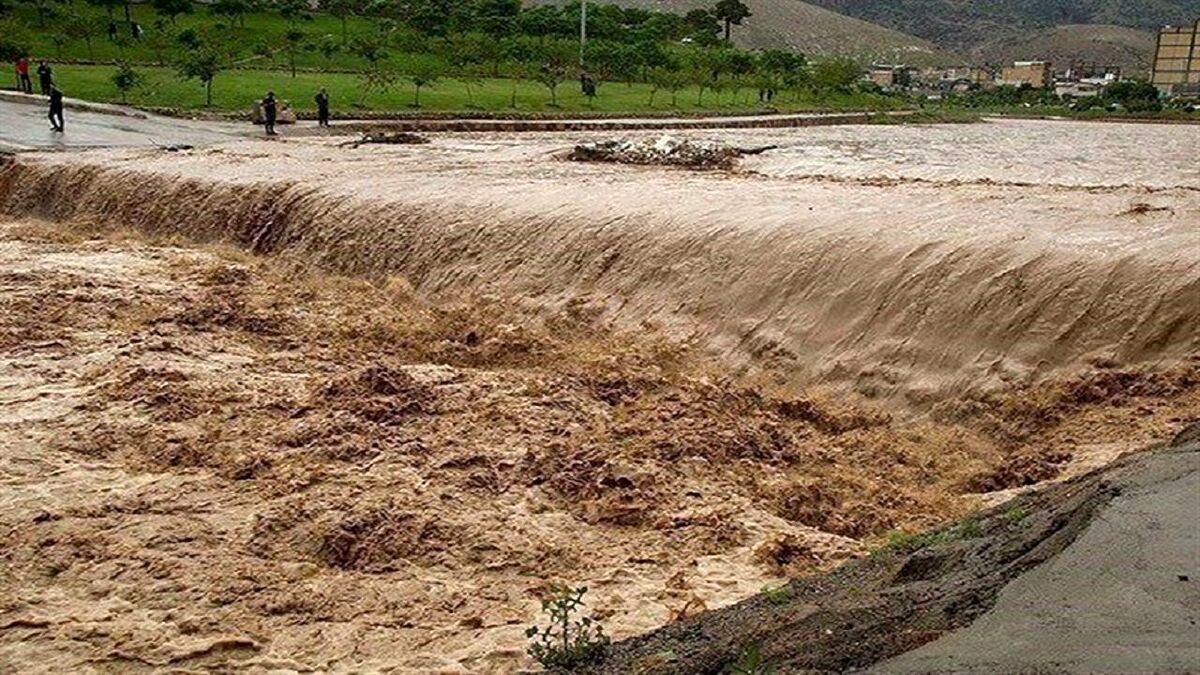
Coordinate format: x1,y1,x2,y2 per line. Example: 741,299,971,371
580,0,587,67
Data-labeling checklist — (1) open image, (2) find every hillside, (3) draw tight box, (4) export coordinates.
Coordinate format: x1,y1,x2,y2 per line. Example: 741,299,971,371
532,0,959,64
804,0,1195,52
976,24,1157,76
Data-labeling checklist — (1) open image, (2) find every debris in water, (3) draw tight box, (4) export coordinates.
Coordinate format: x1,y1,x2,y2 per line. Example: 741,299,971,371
339,132,431,149
567,136,777,170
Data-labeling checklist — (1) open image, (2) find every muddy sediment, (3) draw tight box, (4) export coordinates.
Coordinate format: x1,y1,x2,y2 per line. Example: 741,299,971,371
0,119,1198,673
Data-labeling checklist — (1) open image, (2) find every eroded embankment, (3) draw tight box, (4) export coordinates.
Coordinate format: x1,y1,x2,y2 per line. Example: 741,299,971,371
582,426,1200,675
1,137,1197,411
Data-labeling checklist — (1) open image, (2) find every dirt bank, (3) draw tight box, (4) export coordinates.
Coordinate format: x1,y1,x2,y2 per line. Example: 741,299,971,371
580,426,1200,675
1,120,1197,411
1,218,1195,673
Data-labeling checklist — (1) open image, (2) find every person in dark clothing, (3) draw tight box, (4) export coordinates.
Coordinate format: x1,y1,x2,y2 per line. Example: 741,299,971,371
131,22,142,39
261,91,278,135
108,21,118,41
37,60,53,96
16,57,32,94
48,86,64,132
314,87,330,127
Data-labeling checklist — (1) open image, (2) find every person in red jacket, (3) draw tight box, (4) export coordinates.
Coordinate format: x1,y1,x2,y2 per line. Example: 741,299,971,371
15,57,33,94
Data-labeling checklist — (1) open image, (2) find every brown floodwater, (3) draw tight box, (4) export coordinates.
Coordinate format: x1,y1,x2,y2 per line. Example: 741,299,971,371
0,118,1197,673
2,118,1196,407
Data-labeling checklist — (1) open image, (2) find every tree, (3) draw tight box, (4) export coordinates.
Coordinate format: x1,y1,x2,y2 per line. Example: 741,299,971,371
473,0,519,39
62,5,99,58
144,20,178,63
407,55,439,106
210,0,251,28
650,65,687,107
278,28,308,77
321,0,363,44
350,30,392,105
0,33,29,63
273,0,310,26
448,32,488,107
683,9,720,46
1104,80,1161,112
811,56,860,93
534,39,573,107
175,31,229,106
516,4,569,40
85,0,124,21
396,0,456,36
110,61,141,102
49,31,68,58
500,34,538,107
713,0,750,42
24,0,63,27
689,49,731,106
314,33,340,62
585,40,637,90
152,0,193,24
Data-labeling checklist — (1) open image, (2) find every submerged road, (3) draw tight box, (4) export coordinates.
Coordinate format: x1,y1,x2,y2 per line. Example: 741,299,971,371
0,97,247,151
1,92,906,151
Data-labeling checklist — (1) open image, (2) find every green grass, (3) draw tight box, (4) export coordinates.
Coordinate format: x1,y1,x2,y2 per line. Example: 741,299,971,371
47,63,905,115
873,514,985,556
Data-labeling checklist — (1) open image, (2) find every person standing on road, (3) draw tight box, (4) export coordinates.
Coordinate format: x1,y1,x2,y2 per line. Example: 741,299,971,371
15,57,33,94
314,87,330,127
37,60,53,96
48,85,65,133
261,91,278,136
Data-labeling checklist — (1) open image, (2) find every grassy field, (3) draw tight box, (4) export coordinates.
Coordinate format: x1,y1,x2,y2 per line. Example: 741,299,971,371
8,2,908,115
44,63,904,115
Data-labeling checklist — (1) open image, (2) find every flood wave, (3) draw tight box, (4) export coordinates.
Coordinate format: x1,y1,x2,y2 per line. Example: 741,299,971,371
2,141,1197,408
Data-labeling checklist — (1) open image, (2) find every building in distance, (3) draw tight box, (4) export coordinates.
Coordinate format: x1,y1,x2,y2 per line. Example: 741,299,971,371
1152,19,1199,97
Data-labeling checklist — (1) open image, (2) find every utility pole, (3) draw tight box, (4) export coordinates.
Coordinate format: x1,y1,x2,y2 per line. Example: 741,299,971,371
580,0,587,67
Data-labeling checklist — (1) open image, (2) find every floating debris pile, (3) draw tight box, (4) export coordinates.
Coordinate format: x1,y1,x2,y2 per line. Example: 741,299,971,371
568,136,776,170
339,132,431,148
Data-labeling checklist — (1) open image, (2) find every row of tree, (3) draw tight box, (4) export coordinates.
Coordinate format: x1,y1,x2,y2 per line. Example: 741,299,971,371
5,0,755,47
3,0,875,108
165,23,864,107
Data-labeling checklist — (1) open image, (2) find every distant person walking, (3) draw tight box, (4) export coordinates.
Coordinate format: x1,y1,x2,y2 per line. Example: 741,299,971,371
37,60,53,96
314,87,330,127
131,22,142,39
15,57,32,94
261,91,278,135
48,85,64,132
108,20,118,41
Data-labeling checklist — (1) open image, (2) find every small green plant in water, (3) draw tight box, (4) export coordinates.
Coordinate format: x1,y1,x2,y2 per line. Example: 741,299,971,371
526,585,610,669
724,644,776,675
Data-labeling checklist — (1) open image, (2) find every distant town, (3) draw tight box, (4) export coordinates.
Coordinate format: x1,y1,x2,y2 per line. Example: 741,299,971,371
867,18,1199,108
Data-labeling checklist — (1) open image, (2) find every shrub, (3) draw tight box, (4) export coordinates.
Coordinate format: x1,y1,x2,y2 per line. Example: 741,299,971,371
526,585,610,669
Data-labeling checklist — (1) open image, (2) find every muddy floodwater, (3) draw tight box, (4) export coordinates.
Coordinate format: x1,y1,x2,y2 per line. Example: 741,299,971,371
0,118,1197,673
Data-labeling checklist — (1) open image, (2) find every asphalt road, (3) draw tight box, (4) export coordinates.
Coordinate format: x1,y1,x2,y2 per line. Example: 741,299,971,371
0,98,248,152
873,435,1200,674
